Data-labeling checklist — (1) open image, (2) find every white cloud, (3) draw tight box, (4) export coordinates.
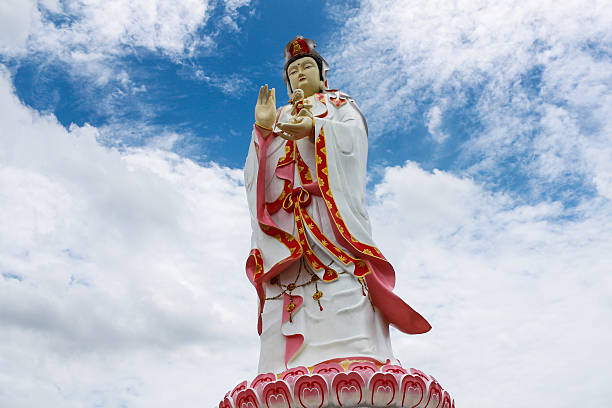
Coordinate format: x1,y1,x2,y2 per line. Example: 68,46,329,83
220,0,251,31
425,105,448,143
0,0,252,89
19,0,212,58
33,0,214,87
326,0,612,199
0,0,35,55
369,162,612,408
194,68,252,96
0,66,258,406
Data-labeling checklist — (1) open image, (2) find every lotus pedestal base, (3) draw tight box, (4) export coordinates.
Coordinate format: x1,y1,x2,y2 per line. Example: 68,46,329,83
219,361,454,408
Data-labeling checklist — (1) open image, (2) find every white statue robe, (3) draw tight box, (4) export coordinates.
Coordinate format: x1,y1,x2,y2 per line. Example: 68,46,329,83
244,92,430,374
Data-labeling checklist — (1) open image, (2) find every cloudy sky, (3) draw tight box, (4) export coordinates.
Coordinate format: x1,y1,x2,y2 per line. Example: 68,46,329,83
1,0,611,407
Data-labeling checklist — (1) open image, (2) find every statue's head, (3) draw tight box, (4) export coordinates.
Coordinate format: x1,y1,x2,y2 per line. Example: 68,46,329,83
283,36,329,98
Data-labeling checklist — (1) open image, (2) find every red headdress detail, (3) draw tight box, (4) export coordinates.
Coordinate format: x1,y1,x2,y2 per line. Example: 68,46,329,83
287,37,311,59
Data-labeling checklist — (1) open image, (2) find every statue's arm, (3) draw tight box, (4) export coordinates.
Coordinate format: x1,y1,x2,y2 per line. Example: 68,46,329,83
313,97,368,164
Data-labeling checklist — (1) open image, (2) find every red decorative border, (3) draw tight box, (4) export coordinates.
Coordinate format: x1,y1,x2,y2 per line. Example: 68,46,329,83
247,249,264,281
315,128,387,261
266,179,291,215
299,209,370,278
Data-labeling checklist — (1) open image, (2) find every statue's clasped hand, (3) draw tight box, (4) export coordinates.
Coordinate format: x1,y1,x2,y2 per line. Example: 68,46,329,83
277,109,315,142
277,89,315,142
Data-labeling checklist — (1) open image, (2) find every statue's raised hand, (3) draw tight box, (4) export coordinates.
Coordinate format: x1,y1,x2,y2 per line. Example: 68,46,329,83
255,84,276,136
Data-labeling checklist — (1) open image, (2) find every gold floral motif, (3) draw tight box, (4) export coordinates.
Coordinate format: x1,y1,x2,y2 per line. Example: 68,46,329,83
292,41,302,54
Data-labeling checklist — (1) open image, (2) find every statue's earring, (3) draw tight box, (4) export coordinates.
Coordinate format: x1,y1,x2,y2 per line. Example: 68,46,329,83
319,80,325,91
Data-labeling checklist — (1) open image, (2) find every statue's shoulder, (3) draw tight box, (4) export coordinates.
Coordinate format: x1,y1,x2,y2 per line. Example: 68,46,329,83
321,90,368,134
321,90,355,108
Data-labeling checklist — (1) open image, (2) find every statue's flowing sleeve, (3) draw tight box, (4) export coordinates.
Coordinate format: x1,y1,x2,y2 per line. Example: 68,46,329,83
244,116,300,334
244,125,275,334
311,96,432,335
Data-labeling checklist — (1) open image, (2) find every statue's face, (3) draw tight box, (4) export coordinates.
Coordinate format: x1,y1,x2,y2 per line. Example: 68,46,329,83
287,56,321,98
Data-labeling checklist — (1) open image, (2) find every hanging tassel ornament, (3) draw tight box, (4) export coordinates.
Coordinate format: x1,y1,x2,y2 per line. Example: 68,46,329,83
358,277,367,296
312,278,323,311
287,296,296,322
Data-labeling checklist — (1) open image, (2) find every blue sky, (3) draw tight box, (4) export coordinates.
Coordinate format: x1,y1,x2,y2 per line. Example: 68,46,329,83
1,1,611,407
4,0,576,200
3,0,602,210
4,1,347,167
